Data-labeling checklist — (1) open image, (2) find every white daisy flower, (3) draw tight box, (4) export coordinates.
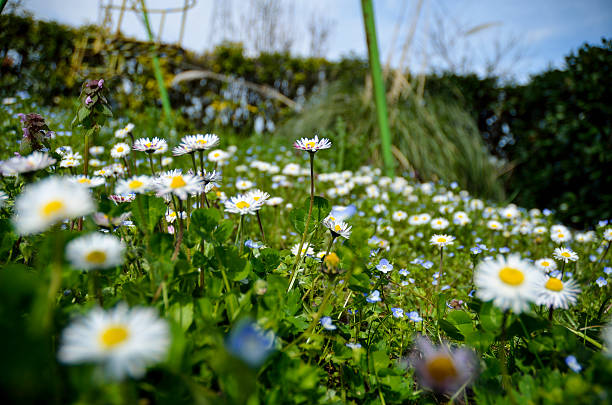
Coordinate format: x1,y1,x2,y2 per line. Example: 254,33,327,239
533,226,547,235
58,304,170,379
430,234,455,248
116,175,151,195
224,194,260,215
535,258,557,272
172,145,193,156
161,157,173,167
154,172,203,200
430,217,449,230
246,189,270,205
111,143,130,158
69,175,105,188
13,176,95,235
89,158,103,168
133,137,165,153
266,196,284,206
553,247,579,263
293,135,332,152
474,254,543,313
291,243,314,256
323,216,352,239
165,209,187,224
468,199,484,210
89,146,104,156
114,123,134,139
392,210,407,221
603,228,612,242
0,151,56,175
487,220,503,231
65,232,125,270
551,231,572,243
60,158,80,168
208,149,229,162
94,168,114,177
184,133,219,150
236,179,254,190
535,276,580,309
453,211,471,226
412,337,476,394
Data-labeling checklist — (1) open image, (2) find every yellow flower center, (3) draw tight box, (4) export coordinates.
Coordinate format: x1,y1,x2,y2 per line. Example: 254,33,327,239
306,141,316,148
253,196,261,201
426,355,458,383
498,267,525,286
236,201,250,209
545,278,564,292
117,146,124,152
334,224,342,232
213,153,220,158
197,139,207,144
100,325,129,348
145,143,152,148
85,250,107,264
129,180,144,189
541,261,550,267
324,252,340,267
558,233,564,238
437,237,447,243
78,178,91,184
41,200,65,218
561,252,571,258
170,176,186,189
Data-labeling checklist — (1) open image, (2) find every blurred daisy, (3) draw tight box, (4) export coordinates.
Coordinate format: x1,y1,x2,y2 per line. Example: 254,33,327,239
165,209,186,224
114,123,134,139
453,211,471,226
172,145,193,156
161,157,173,167
294,135,332,152
236,179,254,190
154,172,202,200
411,337,476,394
474,254,543,313
487,220,503,230
111,143,130,158
94,167,113,177
116,175,151,195
153,139,168,154
58,304,169,379
13,176,95,235
266,196,284,206
291,243,314,256
89,146,104,156
0,191,7,208
430,234,455,248
1,151,56,174
553,247,579,263
69,175,105,188
392,210,407,221
208,149,229,162
535,258,557,272
604,228,612,242
247,189,270,204
65,232,125,270
551,231,571,243
224,194,260,215
535,276,580,309
430,218,449,230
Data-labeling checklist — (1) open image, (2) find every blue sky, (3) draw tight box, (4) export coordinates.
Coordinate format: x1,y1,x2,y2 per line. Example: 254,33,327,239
23,0,612,81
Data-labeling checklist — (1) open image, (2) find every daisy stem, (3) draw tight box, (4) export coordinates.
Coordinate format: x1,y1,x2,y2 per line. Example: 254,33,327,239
560,261,566,279
83,131,90,176
190,153,200,208
499,310,516,403
439,246,444,279
239,214,245,255
288,152,315,292
122,157,132,177
320,236,336,272
147,153,156,177
199,151,206,209
45,232,63,328
171,199,185,260
158,155,163,172
256,211,266,243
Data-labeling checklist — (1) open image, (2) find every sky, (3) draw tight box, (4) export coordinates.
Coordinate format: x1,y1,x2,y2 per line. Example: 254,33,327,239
20,0,612,82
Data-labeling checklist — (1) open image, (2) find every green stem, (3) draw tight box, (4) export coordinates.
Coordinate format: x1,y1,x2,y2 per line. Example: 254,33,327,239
148,153,157,176
171,199,184,260
239,214,245,255
288,152,315,292
256,211,266,243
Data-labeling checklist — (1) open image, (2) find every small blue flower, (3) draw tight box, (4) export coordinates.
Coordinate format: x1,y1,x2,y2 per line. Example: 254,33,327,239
400,280,410,286
376,259,393,274
399,268,409,276
543,209,552,216
604,267,612,275
408,311,423,322
468,289,475,297
391,308,404,318
346,342,362,349
565,355,582,373
366,290,381,303
590,255,597,262
596,277,608,287
422,261,434,269
470,246,482,255
245,239,263,249
411,258,424,265
499,247,510,254
320,316,337,330
441,285,450,291
226,320,275,368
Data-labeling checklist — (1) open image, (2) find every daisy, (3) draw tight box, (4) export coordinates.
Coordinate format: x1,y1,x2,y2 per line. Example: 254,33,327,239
116,175,151,195
291,243,314,256
208,149,229,162
153,139,168,154
474,254,543,313
154,172,203,200
603,228,612,242
0,191,7,208
114,123,134,139
186,133,219,150
65,233,125,270
551,231,571,243
392,210,407,221
323,216,352,239
553,247,579,263
535,276,580,309
109,194,136,204
1,151,56,174
487,220,503,231
266,196,284,206
133,137,165,154
453,211,471,226
165,209,186,224
172,145,193,156
246,189,270,205
293,135,332,152
409,215,422,225
430,217,449,230
89,146,104,156
60,157,80,168
69,175,105,188
236,179,254,190
58,304,170,379
94,167,113,177
535,258,557,272
430,234,455,248
111,143,130,158
92,212,132,228
224,194,260,215
411,337,476,394
161,157,173,167
13,176,95,235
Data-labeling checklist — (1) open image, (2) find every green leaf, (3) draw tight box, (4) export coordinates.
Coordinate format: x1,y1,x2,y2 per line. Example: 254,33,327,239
77,106,89,123
212,219,234,244
304,196,331,223
447,310,474,336
131,195,166,236
169,302,193,331
214,246,251,281
289,207,308,234
439,319,464,340
479,302,503,333
190,208,221,237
